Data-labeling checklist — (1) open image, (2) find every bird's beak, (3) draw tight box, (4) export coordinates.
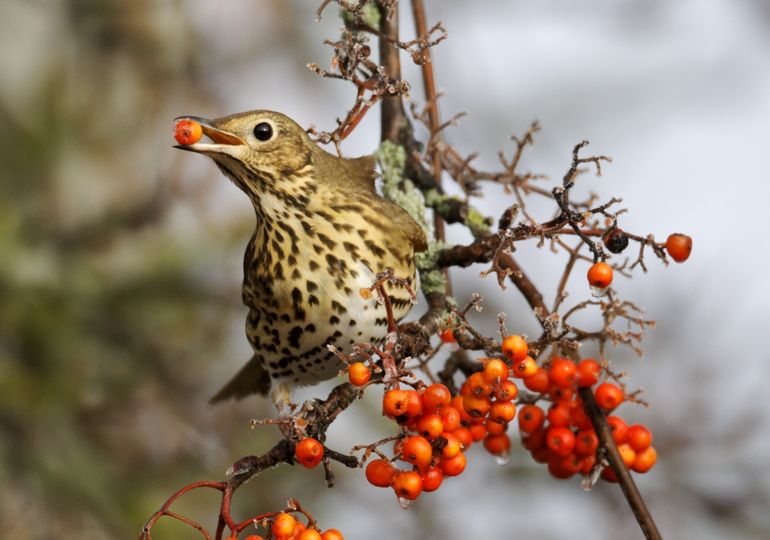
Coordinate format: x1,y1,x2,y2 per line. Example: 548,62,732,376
173,116,246,155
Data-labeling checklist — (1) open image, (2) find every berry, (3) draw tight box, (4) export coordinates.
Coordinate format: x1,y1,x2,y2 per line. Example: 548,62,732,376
272,513,296,539
347,362,371,386
607,415,629,445
493,379,519,402
439,328,456,343
549,357,577,388
422,384,451,412
468,423,487,442
403,390,424,418
392,471,423,500
617,443,637,468
665,233,692,262
438,405,462,432
587,262,613,289
546,426,576,457
574,430,599,456
501,335,528,362
416,413,444,439
382,389,409,418
627,424,653,452
546,403,572,428
489,401,517,424
438,432,462,459
295,438,324,468
512,356,538,379
401,435,433,470
297,530,323,540
365,459,397,487
462,394,491,417
421,466,444,492
482,358,509,383
466,372,492,397
576,358,601,387
603,228,629,254
523,368,551,393
483,434,511,456
452,426,474,448
440,451,467,476
632,446,657,473
321,529,344,540
173,119,203,145
450,395,473,423
595,383,624,410
518,404,546,434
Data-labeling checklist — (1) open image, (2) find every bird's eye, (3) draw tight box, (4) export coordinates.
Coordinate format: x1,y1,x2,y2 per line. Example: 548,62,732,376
253,122,273,141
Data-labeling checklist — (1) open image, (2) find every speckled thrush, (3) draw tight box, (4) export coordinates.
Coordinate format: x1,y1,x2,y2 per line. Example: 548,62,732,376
174,110,426,407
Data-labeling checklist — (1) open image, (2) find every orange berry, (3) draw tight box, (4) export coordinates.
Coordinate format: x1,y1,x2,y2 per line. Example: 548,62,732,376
382,389,409,418
438,432,462,459
627,424,653,452
607,415,629,445
482,358,509,383
546,426,576,457
359,287,373,299
483,434,511,456
574,429,599,456
392,470,422,500
466,372,492,397
468,423,487,442
587,261,613,289
401,435,433,470
416,413,444,439
293,522,307,536
438,405,462,432
549,357,577,388
422,383,451,412
421,466,444,492
595,383,624,410
523,368,551,393
501,335,528,361
462,394,491,418
485,420,508,436
546,402,572,427
632,446,657,473
489,401,516,424
347,362,371,386
493,379,518,402
320,529,344,540
439,328,456,343
295,437,324,468
365,458,397,487
512,356,538,379
297,529,322,540
439,451,467,476
272,513,297,539
665,233,692,263
518,404,546,434
403,390,424,418
173,119,203,145
450,395,473,423
452,426,474,448
577,358,601,387
617,443,637,468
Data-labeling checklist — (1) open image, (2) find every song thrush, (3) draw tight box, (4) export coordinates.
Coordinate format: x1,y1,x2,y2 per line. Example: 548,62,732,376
174,110,426,407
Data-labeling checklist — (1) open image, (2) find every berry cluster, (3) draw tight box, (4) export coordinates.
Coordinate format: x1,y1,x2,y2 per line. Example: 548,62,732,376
514,354,657,481
232,511,343,540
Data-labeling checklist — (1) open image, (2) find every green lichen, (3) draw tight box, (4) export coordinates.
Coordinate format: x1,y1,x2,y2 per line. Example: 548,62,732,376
423,189,491,237
341,1,380,29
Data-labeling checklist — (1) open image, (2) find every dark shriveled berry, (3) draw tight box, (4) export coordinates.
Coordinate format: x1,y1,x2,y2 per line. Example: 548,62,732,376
603,228,629,254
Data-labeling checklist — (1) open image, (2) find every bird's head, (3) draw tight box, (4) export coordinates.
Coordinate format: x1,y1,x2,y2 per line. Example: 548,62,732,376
174,110,316,196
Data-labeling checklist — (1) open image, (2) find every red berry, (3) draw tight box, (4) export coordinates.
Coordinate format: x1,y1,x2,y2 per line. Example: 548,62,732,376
483,434,511,456
549,357,577,388
587,261,613,289
607,415,629,445
627,424,653,452
439,405,462,432
422,383,452,412
421,466,444,492
401,435,433,470
665,233,692,263
416,413,444,439
489,401,517,424
439,328,456,343
523,368,551,393
382,389,409,418
173,119,203,145
546,403,572,428
439,451,467,476
462,394,491,418
574,430,599,456
577,358,601,387
546,426,576,457
632,446,657,473
365,459,397,487
493,379,519,402
321,529,344,540
297,530,322,540
512,356,538,379
517,404,545,434
295,438,324,468
595,383,624,410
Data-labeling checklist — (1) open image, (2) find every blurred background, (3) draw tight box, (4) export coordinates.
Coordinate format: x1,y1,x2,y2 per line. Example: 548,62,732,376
1,0,768,538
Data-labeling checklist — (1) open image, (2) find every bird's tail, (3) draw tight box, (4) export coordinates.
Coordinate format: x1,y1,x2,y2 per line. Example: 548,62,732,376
209,354,271,404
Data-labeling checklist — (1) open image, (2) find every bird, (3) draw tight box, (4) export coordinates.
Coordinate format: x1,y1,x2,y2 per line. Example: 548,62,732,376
174,110,426,409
